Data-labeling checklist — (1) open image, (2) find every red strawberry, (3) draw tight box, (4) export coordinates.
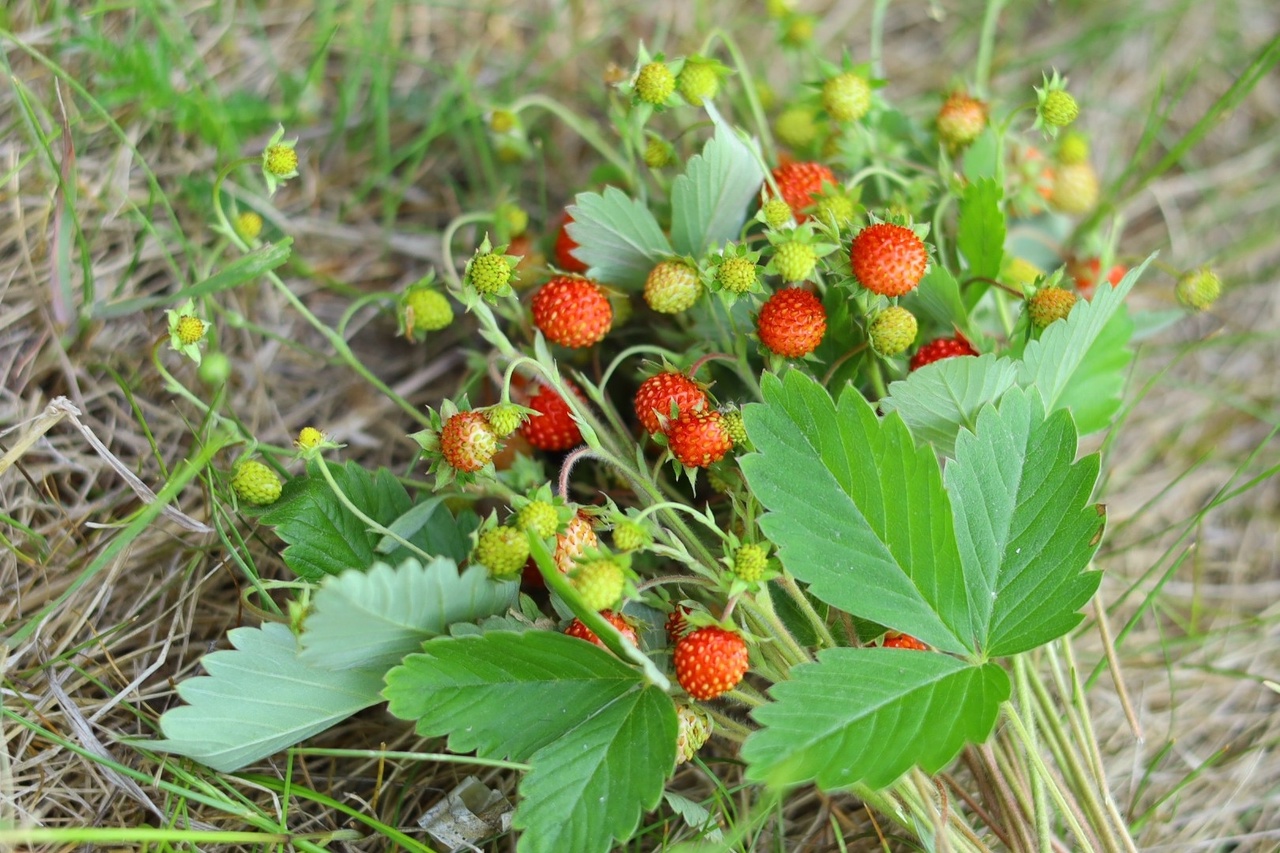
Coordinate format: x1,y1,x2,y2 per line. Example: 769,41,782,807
674,626,749,700
634,371,708,435
665,604,691,641
850,223,929,297
757,287,826,358
531,275,612,349
909,334,978,371
565,610,639,649
771,161,836,222
555,511,598,575
883,632,929,651
553,211,589,273
520,384,582,451
1068,256,1126,301
439,411,498,472
666,409,733,468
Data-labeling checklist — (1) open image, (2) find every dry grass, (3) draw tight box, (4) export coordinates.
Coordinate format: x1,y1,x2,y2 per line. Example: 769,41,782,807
2,1,1278,850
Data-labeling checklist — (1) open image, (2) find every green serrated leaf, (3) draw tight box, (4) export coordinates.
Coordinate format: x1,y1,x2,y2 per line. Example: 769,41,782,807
961,128,999,181
384,631,675,853
259,461,410,580
904,265,969,333
957,178,1004,288
879,354,1019,457
151,622,384,772
299,558,518,671
567,188,672,288
947,388,1103,656
376,496,475,564
742,648,1009,789
669,103,766,257
739,371,972,654
1018,255,1150,434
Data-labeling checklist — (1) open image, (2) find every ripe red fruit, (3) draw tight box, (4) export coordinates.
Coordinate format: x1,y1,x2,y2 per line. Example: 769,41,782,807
439,411,498,472
1068,256,1126,301
634,371,708,435
850,223,929,297
770,161,836,222
757,287,827,358
665,409,733,468
520,384,582,451
674,626,749,700
909,334,979,371
531,275,613,348
665,605,691,641
553,212,589,273
883,632,929,651
565,611,640,649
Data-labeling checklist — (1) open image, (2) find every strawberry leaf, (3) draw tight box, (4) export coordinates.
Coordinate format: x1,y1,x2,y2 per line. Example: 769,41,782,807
947,387,1104,657
669,103,766,257
742,648,1009,789
904,265,970,334
957,177,1004,290
740,370,974,654
384,631,676,853
879,353,1019,457
567,187,672,288
298,558,518,671
1017,256,1150,435
151,622,384,772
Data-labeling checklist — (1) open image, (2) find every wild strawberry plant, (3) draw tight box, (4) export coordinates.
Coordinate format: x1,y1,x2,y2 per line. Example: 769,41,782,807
148,20,1225,853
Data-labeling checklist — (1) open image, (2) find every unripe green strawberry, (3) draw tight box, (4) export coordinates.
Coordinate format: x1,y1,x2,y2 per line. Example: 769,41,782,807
231,460,282,506
532,275,613,348
404,289,454,337
936,92,987,147
720,410,747,446
489,109,517,133
296,426,325,451
761,198,794,229
677,60,719,106
634,370,708,435
572,556,626,611
263,141,298,178
234,211,263,240
850,222,929,296
1028,287,1078,328
644,260,702,314
175,315,206,346
666,409,734,468
611,520,649,552
555,511,598,574
675,704,712,764
198,352,230,387
1048,162,1099,215
495,202,528,237
1057,130,1090,166
772,240,818,283
910,334,979,371
1002,256,1044,288
812,191,857,231
1175,267,1221,311
565,610,639,649
467,251,514,296
781,13,815,46
643,136,674,168
771,161,835,222
822,72,872,122
440,410,498,473
516,499,560,539
774,106,819,149
716,256,759,294
757,287,826,358
635,61,675,105
1040,90,1079,128
474,525,530,579
733,543,768,583
484,402,524,438
674,626,749,700
869,306,919,357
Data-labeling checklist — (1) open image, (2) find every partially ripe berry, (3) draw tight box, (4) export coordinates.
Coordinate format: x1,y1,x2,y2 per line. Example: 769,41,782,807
1175,267,1222,311
644,260,702,314
474,525,530,579
850,223,929,297
868,306,918,357
555,511,598,574
231,460,282,506
440,411,498,473
822,72,872,122
936,92,987,147
675,704,712,764
757,287,826,358
720,410,747,446
1028,287,1078,328
1048,162,1099,215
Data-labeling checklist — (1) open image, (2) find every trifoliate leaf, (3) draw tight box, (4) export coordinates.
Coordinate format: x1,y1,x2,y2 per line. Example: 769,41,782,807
567,188,672,288
946,387,1103,656
669,103,766,257
299,558,518,671
739,371,973,654
384,631,676,853
151,622,384,772
742,648,1009,789
879,354,1019,457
